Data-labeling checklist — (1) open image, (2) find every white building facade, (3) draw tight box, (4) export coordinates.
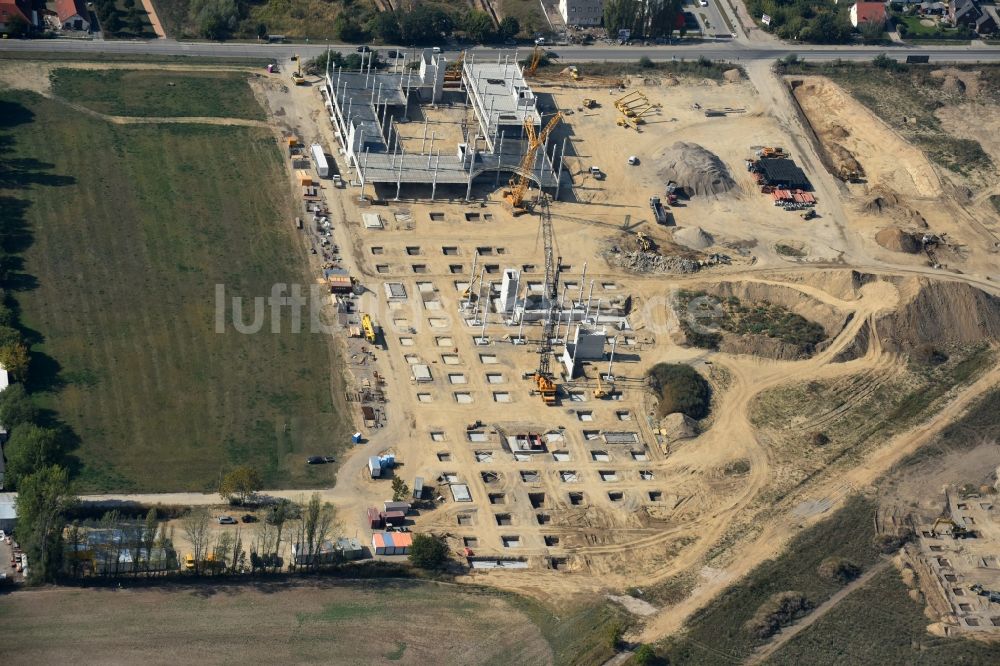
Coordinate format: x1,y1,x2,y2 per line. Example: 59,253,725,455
559,0,604,26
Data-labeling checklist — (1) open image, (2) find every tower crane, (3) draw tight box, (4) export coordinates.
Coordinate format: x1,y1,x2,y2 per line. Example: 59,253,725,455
533,197,559,405
503,112,563,213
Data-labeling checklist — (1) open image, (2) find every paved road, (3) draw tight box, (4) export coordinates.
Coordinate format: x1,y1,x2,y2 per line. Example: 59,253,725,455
0,36,997,64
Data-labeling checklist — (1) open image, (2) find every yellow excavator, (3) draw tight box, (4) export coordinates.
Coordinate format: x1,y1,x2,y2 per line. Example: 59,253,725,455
291,54,306,85
593,373,610,399
524,46,542,77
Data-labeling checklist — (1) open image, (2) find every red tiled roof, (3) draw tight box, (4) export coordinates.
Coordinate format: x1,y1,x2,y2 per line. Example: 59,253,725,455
0,0,30,24
55,0,87,22
854,2,887,23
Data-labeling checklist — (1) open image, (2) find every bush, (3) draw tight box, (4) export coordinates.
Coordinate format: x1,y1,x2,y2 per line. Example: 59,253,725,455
638,56,654,68
463,10,496,43
0,383,40,428
745,591,813,639
408,533,449,569
498,15,520,40
400,5,454,45
817,556,860,584
811,431,830,446
647,363,711,420
633,644,656,664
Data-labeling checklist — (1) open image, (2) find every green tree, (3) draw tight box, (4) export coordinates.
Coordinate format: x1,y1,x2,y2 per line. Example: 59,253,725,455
367,12,401,43
4,424,64,489
800,12,853,44
498,15,519,40
333,15,367,42
191,0,239,40
0,383,40,428
647,363,711,420
103,9,123,33
126,7,145,34
15,465,76,583
256,22,267,39
391,476,410,502
219,464,262,505
463,10,496,43
123,0,134,7
408,533,448,569
400,6,454,44
0,341,29,380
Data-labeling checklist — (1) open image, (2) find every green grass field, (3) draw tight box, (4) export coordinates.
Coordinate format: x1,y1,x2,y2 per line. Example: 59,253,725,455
764,567,1000,665
0,580,554,664
49,69,266,120
0,87,349,492
659,496,883,664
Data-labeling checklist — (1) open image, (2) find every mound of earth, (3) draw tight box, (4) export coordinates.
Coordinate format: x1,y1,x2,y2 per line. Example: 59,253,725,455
656,142,736,198
660,412,698,442
673,226,714,250
723,69,741,83
863,185,902,214
777,270,877,301
876,279,1000,354
875,227,921,254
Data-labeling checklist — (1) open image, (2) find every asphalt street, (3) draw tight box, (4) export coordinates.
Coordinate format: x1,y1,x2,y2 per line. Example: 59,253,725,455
0,36,997,64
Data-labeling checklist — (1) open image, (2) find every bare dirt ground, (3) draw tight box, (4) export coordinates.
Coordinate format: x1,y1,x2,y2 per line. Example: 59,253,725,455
0,580,553,664
8,57,1000,648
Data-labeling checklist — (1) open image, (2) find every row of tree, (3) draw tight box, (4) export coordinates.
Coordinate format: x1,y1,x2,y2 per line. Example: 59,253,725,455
335,7,520,46
603,0,685,39
93,0,149,37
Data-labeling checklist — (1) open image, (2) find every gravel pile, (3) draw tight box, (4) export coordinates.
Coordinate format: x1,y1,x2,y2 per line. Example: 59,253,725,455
605,249,701,274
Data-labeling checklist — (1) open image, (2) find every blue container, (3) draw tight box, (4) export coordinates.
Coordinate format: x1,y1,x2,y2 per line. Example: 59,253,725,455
351,432,362,444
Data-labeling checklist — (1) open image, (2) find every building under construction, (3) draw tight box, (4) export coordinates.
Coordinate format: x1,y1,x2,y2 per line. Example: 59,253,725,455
322,49,571,201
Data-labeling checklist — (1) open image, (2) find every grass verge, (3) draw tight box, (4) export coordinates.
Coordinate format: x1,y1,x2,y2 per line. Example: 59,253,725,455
660,495,882,664
764,564,1000,664
1,88,349,492
49,69,266,120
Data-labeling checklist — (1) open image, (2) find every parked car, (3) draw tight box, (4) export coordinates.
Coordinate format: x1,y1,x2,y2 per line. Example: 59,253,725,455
241,514,258,523
218,516,237,525
385,49,398,58
356,45,371,53
306,456,326,464
628,155,640,166
184,553,195,570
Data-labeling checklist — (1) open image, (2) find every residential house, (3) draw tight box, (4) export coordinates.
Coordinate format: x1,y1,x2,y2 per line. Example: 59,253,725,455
949,0,981,26
850,1,888,27
558,0,603,27
975,6,998,34
0,0,32,33
918,1,948,15
55,0,89,31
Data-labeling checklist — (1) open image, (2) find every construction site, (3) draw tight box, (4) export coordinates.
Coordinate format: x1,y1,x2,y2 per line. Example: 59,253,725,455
6,48,1000,654
222,48,998,613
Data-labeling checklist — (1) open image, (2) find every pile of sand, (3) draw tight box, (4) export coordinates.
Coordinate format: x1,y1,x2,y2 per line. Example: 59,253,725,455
723,69,741,83
673,226,714,250
876,279,1000,353
875,227,921,254
863,185,902,214
931,68,981,99
660,412,697,441
656,142,736,198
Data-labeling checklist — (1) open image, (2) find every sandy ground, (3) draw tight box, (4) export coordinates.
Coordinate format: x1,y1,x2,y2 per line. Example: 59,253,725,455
5,58,1000,645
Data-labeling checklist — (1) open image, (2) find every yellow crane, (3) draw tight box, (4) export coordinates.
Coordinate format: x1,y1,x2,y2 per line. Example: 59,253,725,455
525,46,542,77
503,112,563,212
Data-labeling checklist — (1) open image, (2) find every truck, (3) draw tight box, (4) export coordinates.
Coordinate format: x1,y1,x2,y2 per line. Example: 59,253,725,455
649,196,667,224
311,143,330,178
